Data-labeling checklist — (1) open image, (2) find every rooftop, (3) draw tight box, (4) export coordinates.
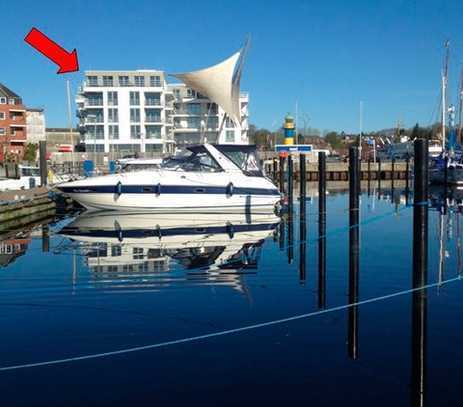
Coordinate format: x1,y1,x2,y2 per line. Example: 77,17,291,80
0,83,20,99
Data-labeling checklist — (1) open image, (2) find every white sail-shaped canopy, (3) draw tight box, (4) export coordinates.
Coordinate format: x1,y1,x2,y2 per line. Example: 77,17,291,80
171,45,246,125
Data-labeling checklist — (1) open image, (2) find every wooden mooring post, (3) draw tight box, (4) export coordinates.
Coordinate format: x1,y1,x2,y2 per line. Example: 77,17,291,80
299,154,307,282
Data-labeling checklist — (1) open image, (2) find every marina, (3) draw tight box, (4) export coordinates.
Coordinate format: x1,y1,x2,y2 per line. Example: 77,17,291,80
3,1,463,404
0,142,462,405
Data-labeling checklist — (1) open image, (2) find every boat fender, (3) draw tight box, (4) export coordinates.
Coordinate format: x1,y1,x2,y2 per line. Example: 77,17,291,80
114,220,123,242
155,183,161,196
155,224,162,239
116,181,123,196
226,221,234,239
226,182,234,197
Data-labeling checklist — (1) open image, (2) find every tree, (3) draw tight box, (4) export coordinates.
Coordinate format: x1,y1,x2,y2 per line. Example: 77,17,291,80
325,131,342,149
23,143,38,163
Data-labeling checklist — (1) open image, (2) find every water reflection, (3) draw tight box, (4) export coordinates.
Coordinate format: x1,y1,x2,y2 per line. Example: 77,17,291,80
58,211,280,292
3,186,463,405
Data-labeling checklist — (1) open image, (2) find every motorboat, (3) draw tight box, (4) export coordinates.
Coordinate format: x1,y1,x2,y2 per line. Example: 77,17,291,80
57,144,280,212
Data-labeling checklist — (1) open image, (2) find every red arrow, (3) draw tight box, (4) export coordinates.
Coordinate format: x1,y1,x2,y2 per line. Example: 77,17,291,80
24,27,79,74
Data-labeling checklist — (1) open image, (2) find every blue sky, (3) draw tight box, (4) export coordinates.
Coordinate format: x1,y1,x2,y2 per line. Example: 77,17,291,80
1,0,463,133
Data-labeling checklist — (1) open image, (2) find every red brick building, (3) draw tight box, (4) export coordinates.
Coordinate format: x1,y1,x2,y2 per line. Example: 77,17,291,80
0,83,27,162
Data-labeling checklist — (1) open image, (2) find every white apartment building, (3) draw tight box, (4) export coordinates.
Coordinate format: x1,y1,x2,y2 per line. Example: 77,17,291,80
76,70,249,154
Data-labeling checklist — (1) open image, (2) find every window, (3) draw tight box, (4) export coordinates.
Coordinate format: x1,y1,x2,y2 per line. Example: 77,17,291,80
145,109,161,122
173,89,181,100
186,88,196,98
87,92,103,106
187,103,201,115
86,125,104,140
187,117,200,128
225,130,235,143
225,117,235,128
102,76,113,86
207,103,218,114
118,76,129,86
108,108,118,123
0,97,6,104
0,112,5,120
130,108,140,123
145,125,161,139
134,76,145,87
107,91,118,106
133,247,144,260
150,76,161,87
111,245,121,257
8,98,15,105
130,91,140,106
0,128,5,135
130,125,141,139
86,109,103,123
86,76,98,86
108,125,119,139
205,117,218,129
145,92,160,106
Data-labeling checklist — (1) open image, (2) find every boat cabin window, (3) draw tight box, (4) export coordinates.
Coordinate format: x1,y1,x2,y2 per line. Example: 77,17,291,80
162,148,222,172
20,167,40,177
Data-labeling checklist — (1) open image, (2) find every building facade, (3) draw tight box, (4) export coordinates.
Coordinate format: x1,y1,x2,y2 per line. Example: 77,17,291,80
0,83,27,161
76,70,249,154
26,108,46,143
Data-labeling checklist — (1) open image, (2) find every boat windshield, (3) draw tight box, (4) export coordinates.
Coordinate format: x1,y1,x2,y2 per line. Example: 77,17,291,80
214,145,263,177
161,148,222,172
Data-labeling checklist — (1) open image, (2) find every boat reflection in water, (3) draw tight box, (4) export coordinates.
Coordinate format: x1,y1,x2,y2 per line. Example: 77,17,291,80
59,210,280,293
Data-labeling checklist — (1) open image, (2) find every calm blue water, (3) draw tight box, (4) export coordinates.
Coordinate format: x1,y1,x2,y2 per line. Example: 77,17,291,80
0,186,462,406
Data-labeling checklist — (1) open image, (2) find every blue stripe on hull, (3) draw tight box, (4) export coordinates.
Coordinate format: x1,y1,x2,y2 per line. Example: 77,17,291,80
59,184,280,196
61,222,280,239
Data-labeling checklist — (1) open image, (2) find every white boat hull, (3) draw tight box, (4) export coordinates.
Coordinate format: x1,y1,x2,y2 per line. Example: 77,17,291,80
58,169,281,212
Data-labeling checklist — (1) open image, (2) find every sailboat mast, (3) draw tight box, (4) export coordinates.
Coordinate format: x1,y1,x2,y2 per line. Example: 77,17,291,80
442,41,450,151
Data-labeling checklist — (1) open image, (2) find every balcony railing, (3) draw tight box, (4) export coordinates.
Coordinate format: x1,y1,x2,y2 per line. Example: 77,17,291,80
145,116,162,123
86,100,103,106
145,100,161,106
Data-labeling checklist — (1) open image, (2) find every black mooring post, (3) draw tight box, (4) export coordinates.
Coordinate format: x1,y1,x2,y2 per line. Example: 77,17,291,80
444,155,448,188
406,154,410,205
39,140,47,187
413,138,428,284
273,158,278,182
367,158,371,196
41,224,50,253
288,155,294,208
348,146,360,360
411,138,429,407
391,157,396,191
287,209,294,264
377,157,382,197
299,154,307,282
279,155,285,194
278,219,285,251
318,151,327,308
